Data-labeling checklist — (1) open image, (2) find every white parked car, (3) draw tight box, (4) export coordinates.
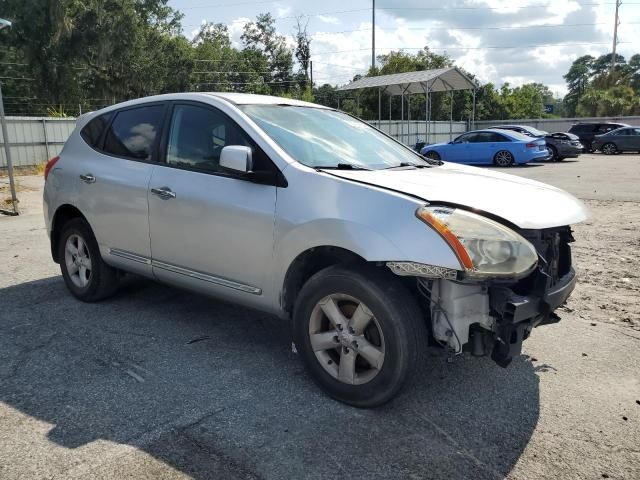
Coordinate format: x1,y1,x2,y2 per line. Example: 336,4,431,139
43,93,589,407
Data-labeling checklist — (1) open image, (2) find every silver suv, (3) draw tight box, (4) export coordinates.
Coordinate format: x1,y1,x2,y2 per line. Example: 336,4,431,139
43,93,589,407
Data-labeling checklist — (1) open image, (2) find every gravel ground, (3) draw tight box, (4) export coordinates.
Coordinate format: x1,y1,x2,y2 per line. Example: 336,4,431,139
1,154,639,479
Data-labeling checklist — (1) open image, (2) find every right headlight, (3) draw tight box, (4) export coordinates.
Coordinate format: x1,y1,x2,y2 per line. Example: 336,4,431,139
416,205,538,279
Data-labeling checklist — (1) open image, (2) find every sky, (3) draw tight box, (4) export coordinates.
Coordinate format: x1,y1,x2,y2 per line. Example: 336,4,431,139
170,0,640,96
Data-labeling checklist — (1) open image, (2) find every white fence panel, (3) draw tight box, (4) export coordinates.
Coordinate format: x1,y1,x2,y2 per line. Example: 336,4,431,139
368,120,468,145
0,117,76,168
475,116,640,133
3,115,639,168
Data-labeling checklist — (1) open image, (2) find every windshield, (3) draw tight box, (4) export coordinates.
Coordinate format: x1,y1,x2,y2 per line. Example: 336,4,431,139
239,105,431,170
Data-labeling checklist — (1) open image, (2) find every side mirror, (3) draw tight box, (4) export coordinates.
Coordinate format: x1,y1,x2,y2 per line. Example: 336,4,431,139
220,145,253,173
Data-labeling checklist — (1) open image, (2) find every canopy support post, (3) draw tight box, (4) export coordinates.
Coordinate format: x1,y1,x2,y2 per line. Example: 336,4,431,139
400,93,404,144
407,93,411,146
378,88,381,127
472,88,476,130
422,83,428,143
449,90,454,141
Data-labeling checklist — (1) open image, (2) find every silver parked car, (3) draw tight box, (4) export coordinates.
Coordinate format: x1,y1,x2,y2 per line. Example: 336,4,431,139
43,93,589,407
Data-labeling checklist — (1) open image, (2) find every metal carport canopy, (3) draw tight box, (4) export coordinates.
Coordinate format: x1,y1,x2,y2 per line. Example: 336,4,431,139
337,67,476,95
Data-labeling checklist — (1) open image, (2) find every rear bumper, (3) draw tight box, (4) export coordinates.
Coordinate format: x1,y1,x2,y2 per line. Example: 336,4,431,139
525,149,551,163
557,145,582,157
488,267,576,366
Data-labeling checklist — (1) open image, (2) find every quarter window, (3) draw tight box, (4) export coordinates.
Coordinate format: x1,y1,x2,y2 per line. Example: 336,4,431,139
102,105,164,160
166,104,252,172
80,112,112,148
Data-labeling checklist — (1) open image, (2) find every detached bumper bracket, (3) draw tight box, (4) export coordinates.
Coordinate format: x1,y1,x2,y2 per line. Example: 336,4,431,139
489,268,577,367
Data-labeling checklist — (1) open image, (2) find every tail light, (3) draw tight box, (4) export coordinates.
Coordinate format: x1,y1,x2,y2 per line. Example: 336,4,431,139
44,155,60,181
526,142,538,148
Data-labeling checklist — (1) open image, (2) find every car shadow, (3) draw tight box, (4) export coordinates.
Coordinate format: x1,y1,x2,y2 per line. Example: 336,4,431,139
1,275,541,479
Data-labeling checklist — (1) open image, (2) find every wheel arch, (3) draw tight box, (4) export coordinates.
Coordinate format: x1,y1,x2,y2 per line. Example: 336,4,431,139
50,204,89,263
281,246,369,316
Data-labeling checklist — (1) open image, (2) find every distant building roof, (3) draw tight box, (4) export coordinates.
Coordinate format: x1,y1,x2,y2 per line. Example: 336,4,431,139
337,67,477,95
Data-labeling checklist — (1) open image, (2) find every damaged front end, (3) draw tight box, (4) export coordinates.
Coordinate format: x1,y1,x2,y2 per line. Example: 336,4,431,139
393,226,576,367
488,227,576,366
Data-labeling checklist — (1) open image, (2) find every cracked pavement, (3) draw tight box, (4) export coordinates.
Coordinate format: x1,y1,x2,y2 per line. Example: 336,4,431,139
1,155,639,479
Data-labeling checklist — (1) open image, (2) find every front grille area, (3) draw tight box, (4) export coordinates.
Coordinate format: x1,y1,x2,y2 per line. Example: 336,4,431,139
513,226,573,292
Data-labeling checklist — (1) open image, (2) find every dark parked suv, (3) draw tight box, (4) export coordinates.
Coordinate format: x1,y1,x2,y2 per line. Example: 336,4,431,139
568,122,630,152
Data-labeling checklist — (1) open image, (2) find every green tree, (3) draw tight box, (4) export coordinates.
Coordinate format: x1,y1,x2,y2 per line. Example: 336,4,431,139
563,55,595,116
242,13,294,94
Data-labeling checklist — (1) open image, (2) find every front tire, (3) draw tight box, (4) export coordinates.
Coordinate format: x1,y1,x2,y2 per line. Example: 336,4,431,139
494,150,514,167
292,264,426,408
424,150,441,161
58,218,119,302
601,143,617,155
548,145,558,161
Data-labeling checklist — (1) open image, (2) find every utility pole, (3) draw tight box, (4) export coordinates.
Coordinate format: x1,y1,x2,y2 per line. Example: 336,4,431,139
0,18,18,216
371,0,375,70
310,60,313,89
610,0,621,73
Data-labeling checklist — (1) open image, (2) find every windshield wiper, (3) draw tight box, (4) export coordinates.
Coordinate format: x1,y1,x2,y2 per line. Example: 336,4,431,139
383,162,432,170
315,163,371,171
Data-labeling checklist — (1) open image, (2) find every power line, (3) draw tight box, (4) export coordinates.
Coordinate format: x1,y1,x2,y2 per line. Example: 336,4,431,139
378,1,638,10
183,0,640,27
313,41,631,56
309,21,639,37
182,0,279,10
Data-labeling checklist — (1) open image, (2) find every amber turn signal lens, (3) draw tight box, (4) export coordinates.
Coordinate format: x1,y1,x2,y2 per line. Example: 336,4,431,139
416,208,474,270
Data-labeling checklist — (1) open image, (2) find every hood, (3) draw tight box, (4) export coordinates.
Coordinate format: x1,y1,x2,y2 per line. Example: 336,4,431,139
325,163,589,229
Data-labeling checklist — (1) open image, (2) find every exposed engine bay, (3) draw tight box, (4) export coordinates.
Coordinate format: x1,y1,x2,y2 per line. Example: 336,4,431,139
418,227,576,366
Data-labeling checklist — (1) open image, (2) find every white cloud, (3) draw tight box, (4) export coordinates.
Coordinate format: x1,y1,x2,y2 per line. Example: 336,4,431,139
228,17,251,48
317,15,339,25
182,0,640,95
276,6,292,18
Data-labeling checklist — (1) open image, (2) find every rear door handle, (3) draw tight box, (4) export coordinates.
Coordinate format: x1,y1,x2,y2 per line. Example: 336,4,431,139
79,173,95,184
150,186,176,199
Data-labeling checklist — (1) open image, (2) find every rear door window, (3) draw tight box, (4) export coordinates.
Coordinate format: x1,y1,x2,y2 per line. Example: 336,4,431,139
80,112,112,148
102,105,165,161
597,124,616,134
486,132,509,142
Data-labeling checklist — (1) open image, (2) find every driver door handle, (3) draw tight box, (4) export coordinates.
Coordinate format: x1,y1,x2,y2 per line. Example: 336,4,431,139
79,173,95,184
151,187,176,200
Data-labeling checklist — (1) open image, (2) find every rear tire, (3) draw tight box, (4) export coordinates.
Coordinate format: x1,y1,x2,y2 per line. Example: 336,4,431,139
58,218,119,302
548,145,558,162
493,150,514,167
601,143,617,155
292,264,426,408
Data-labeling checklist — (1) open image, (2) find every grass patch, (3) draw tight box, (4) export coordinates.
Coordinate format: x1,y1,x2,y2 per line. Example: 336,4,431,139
0,163,46,177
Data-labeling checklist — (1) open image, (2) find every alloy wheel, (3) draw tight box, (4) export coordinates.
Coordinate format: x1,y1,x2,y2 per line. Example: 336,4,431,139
64,233,92,288
495,150,513,167
308,293,385,385
602,143,617,155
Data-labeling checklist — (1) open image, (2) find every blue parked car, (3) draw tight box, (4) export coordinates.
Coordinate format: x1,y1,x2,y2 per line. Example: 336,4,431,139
420,129,549,166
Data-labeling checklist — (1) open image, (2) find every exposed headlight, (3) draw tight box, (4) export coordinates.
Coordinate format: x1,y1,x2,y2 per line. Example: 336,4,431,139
416,205,538,279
